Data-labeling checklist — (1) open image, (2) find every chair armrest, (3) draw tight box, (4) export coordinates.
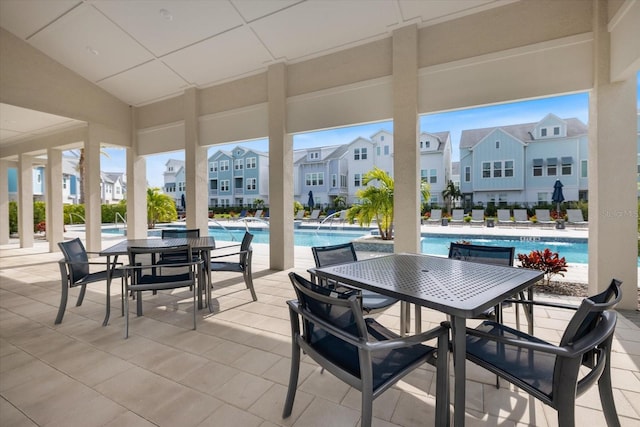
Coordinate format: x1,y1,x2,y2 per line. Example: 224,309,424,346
367,322,450,352
503,298,578,311
118,259,203,271
466,327,574,357
63,260,123,267
209,251,243,259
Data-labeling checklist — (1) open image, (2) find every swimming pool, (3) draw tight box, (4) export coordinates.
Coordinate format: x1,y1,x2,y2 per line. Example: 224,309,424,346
98,225,602,265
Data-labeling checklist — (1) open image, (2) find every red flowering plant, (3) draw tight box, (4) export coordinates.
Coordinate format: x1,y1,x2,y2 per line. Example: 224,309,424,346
517,248,568,286
35,221,46,233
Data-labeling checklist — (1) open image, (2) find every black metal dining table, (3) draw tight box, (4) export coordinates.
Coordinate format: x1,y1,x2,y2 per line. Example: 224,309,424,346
314,252,543,427
99,236,217,326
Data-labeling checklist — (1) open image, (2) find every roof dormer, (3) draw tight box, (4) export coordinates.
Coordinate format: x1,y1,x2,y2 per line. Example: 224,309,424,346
533,113,567,139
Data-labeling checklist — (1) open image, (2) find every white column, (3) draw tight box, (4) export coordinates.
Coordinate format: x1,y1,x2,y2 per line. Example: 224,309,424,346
84,125,102,252
46,148,64,251
18,154,34,248
184,87,209,233
0,159,9,244
268,62,294,270
392,25,420,253
588,0,637,310
127,107,147,239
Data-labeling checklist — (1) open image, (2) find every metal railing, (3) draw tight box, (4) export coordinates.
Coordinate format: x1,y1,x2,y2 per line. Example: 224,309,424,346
67,212,86,225
115,212,127,229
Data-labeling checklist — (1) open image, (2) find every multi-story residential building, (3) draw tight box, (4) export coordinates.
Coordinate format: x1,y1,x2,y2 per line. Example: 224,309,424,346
100,172,126,204
294,144,349,208
459,114,588,207
419,131,452,205
163,159,185,207
208,146,269,208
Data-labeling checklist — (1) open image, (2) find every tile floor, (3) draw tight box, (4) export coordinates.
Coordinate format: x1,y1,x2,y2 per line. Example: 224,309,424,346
1,239,639,427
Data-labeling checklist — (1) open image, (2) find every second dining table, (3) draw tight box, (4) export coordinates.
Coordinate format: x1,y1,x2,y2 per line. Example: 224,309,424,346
99,236,217,326
314,252,543,427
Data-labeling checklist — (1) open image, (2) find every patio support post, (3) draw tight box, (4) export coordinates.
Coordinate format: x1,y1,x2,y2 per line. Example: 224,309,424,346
126,106,147,239
184,87,208,233
84,125,102,252
268,62,294,270
588,0,638,310
17,153,34,248
46,148,63,251
392,24,420,254
0,159,9,244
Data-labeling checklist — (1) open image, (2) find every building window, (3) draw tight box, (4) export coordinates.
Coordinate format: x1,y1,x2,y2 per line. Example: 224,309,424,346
305,173,324,186
561,157,573,175
361,147,368,159
340,175,347,187
504,160,514,177
62,178,67,189
354,173,361,187
429,169,437,184
425,141,430,149
482,162,491,178
541,128,547,137
464,166,471,182
547,158,557,176
376,146,380,155
211,199,218,207
533,158,543,176
246,157,256,169
537,192,548,203
331,174,337,187
380,135,384,141
246,178,256,190
308,151,320,160
493,161,502,178
354,148,360,160
209,162,217,172
553,126,560,135
581,160,588,178
495,141,500,149
220,180,229,192
220,160,229,171
383,145,389,155
168,166,173,172
234,159,243,170
210,180,218,190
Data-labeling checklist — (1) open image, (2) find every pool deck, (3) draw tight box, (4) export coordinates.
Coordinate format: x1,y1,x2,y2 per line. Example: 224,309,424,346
1,224,639,427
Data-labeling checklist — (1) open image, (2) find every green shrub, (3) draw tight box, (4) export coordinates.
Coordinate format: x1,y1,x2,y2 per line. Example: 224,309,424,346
63,204,85,224
8,201,17,233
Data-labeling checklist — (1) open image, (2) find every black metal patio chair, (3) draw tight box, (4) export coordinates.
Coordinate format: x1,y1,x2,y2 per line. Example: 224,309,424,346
283,272,450,427
208,231,257,306
56,238,124,324
465,278,622,427
122,244,202,338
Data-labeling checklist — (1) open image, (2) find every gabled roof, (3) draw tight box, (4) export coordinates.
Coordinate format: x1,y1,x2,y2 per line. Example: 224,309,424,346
460,117,587,149
421,131,450,151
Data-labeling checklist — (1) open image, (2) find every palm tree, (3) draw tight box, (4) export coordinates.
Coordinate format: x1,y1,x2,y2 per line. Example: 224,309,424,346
76,148,110,204
147,187,177,229
442,180,462,213
346,167,430,241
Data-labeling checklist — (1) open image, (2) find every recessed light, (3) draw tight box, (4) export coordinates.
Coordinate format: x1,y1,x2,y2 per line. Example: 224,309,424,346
85,46,99,56
159,8,173,21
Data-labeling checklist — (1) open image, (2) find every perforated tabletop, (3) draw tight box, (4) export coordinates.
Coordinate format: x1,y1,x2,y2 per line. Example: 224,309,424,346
315,253,543,318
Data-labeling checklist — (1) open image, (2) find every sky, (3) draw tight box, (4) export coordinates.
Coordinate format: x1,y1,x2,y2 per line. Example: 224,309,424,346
100,73,640,189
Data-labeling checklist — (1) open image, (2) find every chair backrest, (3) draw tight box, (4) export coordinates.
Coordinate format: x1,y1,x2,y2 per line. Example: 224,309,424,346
254,209,263,218
535,209,552,221
471,209,484,220
451,209,464,220
309,209,321,219
161,228,200,239
559,279,622,348
448,242,514,267
312,242,358,268
429,209,442,220
128,245,194,279
567,209,585,222
288,272,367,363
58,238,90,284
295,210,304,220
513,209,529,221
239,232,254,265
497,209,511,222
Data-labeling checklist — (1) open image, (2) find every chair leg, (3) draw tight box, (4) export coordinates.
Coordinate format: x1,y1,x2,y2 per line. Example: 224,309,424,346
283,340,301,418
192,273,197,330
598,358,621,427
75,284,87,306
55,282,69,324
244,270,257,301
124,280,130,339
361,392,373,427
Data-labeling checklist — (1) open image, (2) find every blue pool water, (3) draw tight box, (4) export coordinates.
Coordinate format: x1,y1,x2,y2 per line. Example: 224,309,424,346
97,225,605,265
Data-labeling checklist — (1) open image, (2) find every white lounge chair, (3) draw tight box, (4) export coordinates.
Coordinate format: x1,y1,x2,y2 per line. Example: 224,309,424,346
470,209,485,226
426,209,442,225
496,209,513,226
513,209,532,226
535,209,555,227
567,209,588,227
450,209,465,225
